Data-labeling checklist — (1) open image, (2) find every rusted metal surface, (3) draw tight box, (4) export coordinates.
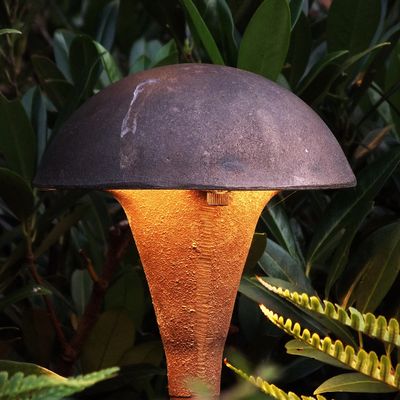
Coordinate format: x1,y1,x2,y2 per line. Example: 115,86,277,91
110,189,277,398
34,64,355,190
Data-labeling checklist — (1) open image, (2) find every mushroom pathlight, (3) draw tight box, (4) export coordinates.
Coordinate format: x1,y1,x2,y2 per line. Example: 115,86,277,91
35,64,356,399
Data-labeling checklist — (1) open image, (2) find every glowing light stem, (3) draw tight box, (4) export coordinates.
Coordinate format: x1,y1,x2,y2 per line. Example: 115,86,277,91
110,189,278,398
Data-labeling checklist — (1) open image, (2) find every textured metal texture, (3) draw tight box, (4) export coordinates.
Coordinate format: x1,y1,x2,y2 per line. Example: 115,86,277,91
111,189,277,398
34,64,356,190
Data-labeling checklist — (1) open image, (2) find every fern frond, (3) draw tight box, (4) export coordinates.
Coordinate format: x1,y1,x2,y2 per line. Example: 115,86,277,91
260,304,400,390
257,277,400,348
0,367,118,400
224,359,328,400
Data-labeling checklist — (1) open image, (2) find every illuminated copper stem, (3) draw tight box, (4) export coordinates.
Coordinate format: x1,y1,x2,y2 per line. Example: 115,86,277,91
110,189,278,398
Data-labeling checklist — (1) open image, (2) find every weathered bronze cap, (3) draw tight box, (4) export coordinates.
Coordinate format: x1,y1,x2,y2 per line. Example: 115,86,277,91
34,64,356,190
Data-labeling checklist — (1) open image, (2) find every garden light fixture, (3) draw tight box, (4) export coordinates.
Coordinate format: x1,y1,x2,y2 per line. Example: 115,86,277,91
34,64,356,399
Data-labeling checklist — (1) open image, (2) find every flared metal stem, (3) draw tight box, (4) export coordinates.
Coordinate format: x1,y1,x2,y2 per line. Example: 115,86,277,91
110,189,277,398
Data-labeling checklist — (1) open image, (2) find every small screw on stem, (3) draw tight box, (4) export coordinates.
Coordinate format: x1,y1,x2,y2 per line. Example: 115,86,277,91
206,190,230,206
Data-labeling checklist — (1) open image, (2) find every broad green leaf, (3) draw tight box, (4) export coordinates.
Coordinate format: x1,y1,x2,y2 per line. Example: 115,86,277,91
94,41,123,86
21,86,35,114
120,341,164,366
0,242,26,290
306,148,400,273
296,50,349,94
0,192,87,291
34,204,89,258
238,294,265,341
180,0,225,64
340,42,390,71
0,168,33,220
129,38,162,72
82,310,135,372
32,89,48,164
0,222,22,251
0,96,36,181
71,269,93,316
327,0,381,54
386,41,400,138
325,200,373,297
130,54,152,74
307,42,390,106
31,55,74,110
105,269,145,328
262,198,304,264
244,232,267,274
0,190,86,291
289,0,304,28
366,88,393,127
239,277,329,336
22,87,48,165
285,339,350,370
96,0,119,50
83,192,112,250
237,0,291,81
0,284,51,311
70,210,106,273
193,0,238,65
276,73,291,89
314,373,397,394
382,19,400,42
53,30,76,81
286,12,311,87
38,191,88,224
259,240,311,293
350,222,400,313
21,308,55,364
151,39,179,68
277,357,322,384
0,28,21,36
129,39,178,72
69,35,103,99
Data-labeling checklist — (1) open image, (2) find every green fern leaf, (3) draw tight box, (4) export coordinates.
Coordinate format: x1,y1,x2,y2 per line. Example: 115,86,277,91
224,359,329,400
257,277,400,347
0,364,118,400
260,304,400,390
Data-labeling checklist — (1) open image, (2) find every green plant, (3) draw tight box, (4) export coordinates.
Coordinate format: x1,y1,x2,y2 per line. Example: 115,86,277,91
0,361,117,400
227,279,400,397
225,359,329,400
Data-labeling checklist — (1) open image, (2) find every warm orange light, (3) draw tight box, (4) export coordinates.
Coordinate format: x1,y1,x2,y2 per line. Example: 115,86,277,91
110,189,278,398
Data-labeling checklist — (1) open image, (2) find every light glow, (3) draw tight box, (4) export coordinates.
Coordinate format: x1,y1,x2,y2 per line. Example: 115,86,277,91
110,189,278,398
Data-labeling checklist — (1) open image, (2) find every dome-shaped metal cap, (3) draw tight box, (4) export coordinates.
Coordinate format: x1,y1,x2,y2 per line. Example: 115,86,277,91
34,64,356,190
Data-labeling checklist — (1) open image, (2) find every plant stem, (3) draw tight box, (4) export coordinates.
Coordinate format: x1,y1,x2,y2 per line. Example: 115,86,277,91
59,221,132,375
24,219,71,355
